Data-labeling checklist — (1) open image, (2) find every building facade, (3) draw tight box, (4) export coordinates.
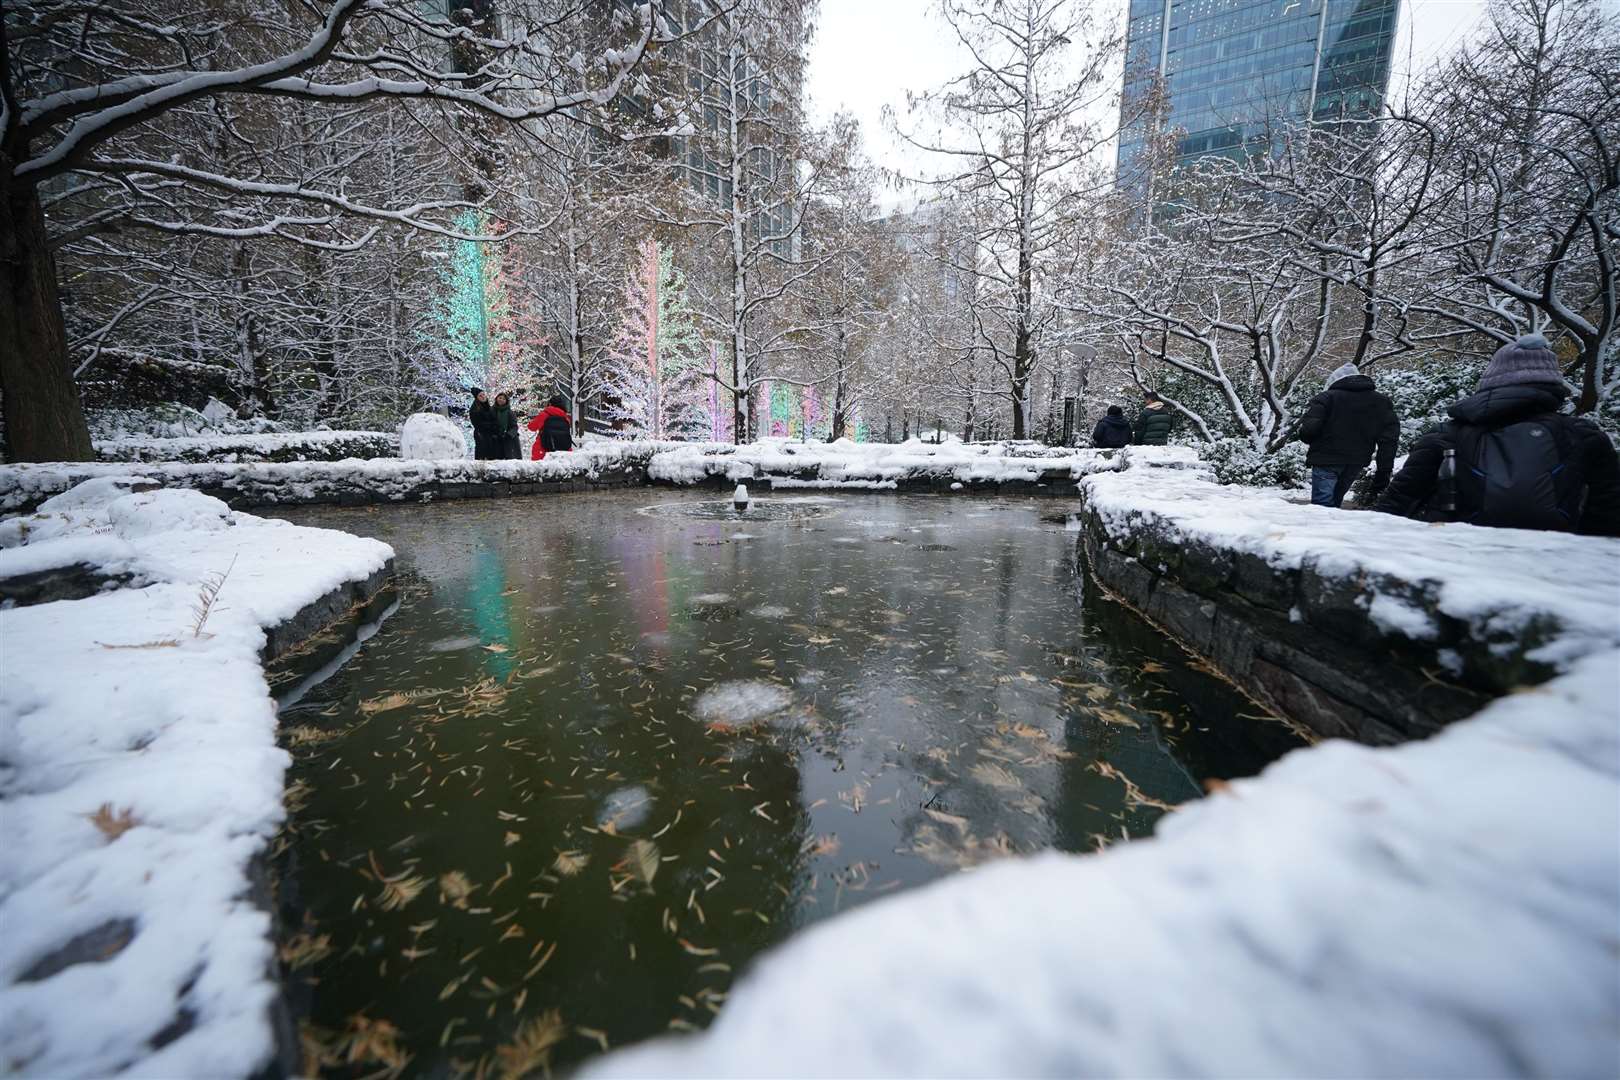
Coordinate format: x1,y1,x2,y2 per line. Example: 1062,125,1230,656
1117,0,1400,177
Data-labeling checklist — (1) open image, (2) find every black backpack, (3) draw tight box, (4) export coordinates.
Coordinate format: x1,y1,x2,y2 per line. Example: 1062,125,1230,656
540,413,572,452
1455,415,1585,530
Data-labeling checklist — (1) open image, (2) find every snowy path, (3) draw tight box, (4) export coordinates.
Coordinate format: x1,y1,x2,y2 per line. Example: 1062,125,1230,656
0,479,392,1078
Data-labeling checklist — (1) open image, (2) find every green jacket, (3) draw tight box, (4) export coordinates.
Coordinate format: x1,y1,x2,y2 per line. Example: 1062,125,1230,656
1134,402,1173,445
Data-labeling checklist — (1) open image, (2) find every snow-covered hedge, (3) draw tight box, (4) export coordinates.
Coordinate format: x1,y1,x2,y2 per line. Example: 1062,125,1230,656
94,430,398,464
0,479,393,1078
1199,436,1309,489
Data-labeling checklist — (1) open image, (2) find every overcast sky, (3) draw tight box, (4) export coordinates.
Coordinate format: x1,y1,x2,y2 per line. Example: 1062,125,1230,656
805,0,1492,198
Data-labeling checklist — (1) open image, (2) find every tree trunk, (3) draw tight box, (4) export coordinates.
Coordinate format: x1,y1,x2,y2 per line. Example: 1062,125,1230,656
0,171,94,462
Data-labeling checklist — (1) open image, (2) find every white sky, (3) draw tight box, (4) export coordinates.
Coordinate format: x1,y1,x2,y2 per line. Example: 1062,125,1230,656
806,0,1491,199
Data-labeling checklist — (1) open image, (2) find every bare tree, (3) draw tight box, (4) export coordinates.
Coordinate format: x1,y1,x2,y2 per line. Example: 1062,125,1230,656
1,0,682,460
894,0,1122,438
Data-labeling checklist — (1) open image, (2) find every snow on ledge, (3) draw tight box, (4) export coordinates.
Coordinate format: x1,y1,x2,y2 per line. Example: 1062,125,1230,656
0,481,393,1078
1079,467,1620,670
586,648,1620,1077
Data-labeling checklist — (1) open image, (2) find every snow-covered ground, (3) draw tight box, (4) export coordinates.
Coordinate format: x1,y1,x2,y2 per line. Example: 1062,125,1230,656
585,646,1619,1077
1080,466,1620,671
0,478,392,1078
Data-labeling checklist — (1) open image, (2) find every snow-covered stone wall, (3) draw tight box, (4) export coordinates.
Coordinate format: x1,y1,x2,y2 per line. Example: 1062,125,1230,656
0,480,394,1078
0,438,1158,516
1076,463,1620,742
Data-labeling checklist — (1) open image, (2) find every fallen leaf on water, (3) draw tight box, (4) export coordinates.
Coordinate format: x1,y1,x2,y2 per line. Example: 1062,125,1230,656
628,838,660,885
495,1010,568,1080
552,850,589,877
482,643,509,654
504,831,521,847
969,761,1023,790
923,807,970,833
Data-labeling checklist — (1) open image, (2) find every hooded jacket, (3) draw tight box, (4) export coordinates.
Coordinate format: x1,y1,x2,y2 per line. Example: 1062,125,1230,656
1134,401,1173,445
469,395,496,458
1374,384,1620,536
1091,414,1132,449
1297,374,1400,476
527,405,573,460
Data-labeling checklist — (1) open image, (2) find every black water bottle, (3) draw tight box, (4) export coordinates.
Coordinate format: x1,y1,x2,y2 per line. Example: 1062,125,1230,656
1437,447,1457,517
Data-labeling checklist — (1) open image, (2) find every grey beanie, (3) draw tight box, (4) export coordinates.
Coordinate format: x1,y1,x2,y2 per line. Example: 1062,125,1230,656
1325,362,1359,389
1477,333,1564,392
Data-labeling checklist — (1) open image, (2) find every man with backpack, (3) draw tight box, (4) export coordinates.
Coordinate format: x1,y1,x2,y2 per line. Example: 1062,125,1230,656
527,395,575,460
1298,362,1400,507
1374,334,1620,536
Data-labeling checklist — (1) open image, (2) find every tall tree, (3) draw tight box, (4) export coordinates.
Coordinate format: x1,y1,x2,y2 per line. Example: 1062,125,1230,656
602,238,707,437
1,0,674,460
895,0,1122,438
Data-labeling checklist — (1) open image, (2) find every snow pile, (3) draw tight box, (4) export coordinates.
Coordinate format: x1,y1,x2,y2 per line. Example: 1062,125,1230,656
399,412,466,460
646,437,1131,489
96,429,397,464
587,647,1620,1078
0,478,393,1078
1080,467,1620,670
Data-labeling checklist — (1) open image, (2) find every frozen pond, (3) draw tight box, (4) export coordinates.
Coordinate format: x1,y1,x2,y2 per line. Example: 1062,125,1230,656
270,491,1306,1075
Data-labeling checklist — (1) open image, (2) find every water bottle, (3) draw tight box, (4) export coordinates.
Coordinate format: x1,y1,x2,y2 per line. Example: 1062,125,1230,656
1436,447,1456,517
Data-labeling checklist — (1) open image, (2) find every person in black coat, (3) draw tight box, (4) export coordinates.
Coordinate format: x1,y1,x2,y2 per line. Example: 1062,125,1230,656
1298,363,1399,507
491,392,521,459
1375,334,1620,536
1133,391,1174,445
468,389,496,460
1091,405,1132,448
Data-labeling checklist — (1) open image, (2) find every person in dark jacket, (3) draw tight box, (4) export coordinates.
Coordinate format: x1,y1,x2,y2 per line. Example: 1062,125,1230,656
1091,405,1133,449
491,393,521,459
527,395,574,460
1375,334,1620,536
468,389,496,460
1134,392,1173,446
1298,362,1400,507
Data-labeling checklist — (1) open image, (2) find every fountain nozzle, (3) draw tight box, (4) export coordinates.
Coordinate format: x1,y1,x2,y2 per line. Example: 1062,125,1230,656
733,483,750,512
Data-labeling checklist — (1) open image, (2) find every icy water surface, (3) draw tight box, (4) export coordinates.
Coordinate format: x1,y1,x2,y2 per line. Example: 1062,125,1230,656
270,491,1306,1076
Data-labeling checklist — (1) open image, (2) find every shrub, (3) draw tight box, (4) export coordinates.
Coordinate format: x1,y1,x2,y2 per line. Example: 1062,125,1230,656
1201,437,1309,489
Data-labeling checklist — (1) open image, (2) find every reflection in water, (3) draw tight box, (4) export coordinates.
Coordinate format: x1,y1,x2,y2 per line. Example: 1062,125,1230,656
270,492,1306,1077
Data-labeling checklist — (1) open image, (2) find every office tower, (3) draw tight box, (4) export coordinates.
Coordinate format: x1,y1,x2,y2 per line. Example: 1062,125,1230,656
1118,0,1401,179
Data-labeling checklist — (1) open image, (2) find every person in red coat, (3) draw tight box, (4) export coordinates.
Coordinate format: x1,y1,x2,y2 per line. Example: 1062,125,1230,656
528,396,574,460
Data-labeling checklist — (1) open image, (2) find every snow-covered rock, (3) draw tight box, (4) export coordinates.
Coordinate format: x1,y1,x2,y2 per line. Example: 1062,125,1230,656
0,479,393,1078
107,489,233,540
587,648,1620,1078
399,412,466,460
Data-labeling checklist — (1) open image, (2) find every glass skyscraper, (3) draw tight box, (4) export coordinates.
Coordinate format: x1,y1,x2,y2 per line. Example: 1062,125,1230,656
1118,0,1401,177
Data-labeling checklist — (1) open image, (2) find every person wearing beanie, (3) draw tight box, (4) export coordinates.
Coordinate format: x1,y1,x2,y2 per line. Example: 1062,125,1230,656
468,389,496,460
1133,390,1174,446
1297,361,1400,507
1375,334,1620,535
1091,404,1133,449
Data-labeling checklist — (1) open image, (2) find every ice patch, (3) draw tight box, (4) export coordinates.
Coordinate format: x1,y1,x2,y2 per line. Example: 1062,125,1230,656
597,786,654,831
749,605,791,620
427,635,480,653
692,593,734,605
692,680,795,727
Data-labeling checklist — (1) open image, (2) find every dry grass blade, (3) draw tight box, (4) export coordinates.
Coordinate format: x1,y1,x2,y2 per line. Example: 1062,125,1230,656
1092,761,1179,812
87,803,138,841
438,870,475,909
279,932,333,970
495,1010,569,1080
